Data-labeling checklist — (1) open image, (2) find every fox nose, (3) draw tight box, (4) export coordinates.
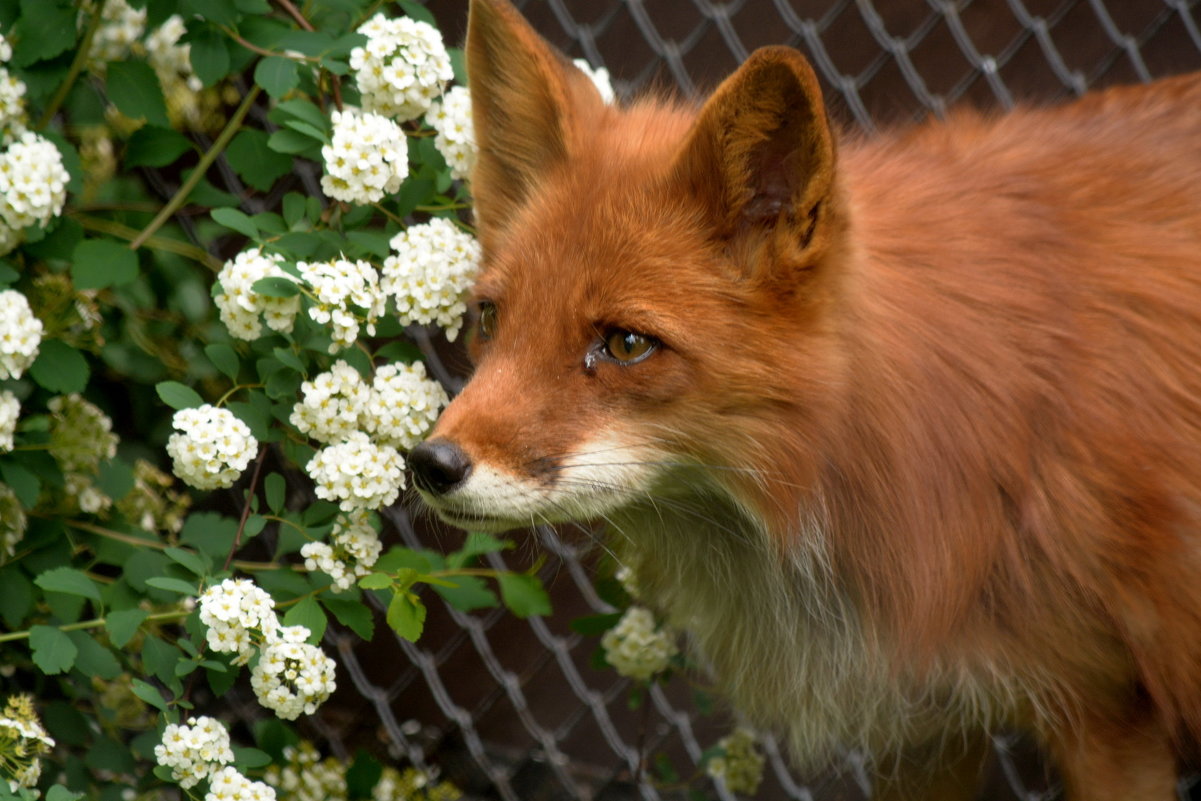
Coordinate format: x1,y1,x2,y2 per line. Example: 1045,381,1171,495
409,439,472,495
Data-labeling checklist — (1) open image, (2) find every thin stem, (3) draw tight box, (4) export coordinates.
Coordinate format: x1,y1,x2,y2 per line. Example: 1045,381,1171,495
220,26,320,62
130,85,263,251
74,213,223,271
0,610,188,644
214,383,263,407
38,0,107,129
223,445,270,572
371,203,406,227
63,519,283,573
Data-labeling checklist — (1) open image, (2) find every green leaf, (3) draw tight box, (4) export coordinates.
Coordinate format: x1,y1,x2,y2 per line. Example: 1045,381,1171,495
346,231,391,258
273,99,329,132
125,125,195,168
189,27,232,86
96,457,135,499
357,573,392,590
105,608,149,648
322,597,373,640
374,548,433,574
282,119,328,143
447,532,512,569
250,275,299,298
266,128,320,156
45,786,84,801
155,381,205,410
211,207,258,239
67,630,122,679
232,747,273,769
185,0,239,25
106,61,170,127
34,567,102,603
274,30,334,56
264,472,285,513
0,567,33,629
254,56,300,98
145,577,199,595
225,129,294,192
281,596,326,642
386,592,426,642
29,340,89,394
130,678,169,712
142,635,181,685
431,575,498,613
205,343,240,382
496,573,552,618
29,625,78,675
397,0,436,26
569,612,622,636
12,1,76,67
71,238,139,290
164,547,209,577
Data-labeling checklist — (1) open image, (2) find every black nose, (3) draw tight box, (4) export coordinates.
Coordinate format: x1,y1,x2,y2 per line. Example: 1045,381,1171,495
409,439,472,495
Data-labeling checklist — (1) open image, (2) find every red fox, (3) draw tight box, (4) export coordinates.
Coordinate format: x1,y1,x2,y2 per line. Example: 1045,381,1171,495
408,0,1201,797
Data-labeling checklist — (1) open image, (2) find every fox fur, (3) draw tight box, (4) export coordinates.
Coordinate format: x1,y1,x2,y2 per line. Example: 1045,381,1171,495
413,0,1201,797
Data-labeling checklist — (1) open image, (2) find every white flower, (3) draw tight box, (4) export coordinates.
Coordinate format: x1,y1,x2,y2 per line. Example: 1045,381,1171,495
381,218,480,340
263,741,348,801
85,0,147,65
0,34,12,64
706,728,765,796
0,289,43,379
573,58,616,105
48,394,118,473
306,432,404,511
600,606,677,681
0,696,54,792
0,390,17,452
250,632,337,720
426,86,475,180
198,578,280,665
146,15,202,92
154,715,235,790
0,482,26,559
215,248,301,340
615,565,640,599
321,108,409,205
205,766,277,801
297,257,386,352
302,510,382,592
364,360,447,450
166,405,258,490
0,67,27,142
289,360,370,445
350,14,453,122
0,131,70,230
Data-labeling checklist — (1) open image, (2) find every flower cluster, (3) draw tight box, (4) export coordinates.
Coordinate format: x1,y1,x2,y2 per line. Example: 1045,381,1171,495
146,15,202,92
153,716,235,789
166,405,258,490
573,58,617,105
216,248,301,340
615,565,640,600
0,482,25,560
601,606,678,681
0,289,43,379
263,741,347,801
250,625,338,720
373,767,462,801
382,218,481,340
0,130,70,233
84,0,146,66
206,766,278,801
321,109,409,205
0,695,55,792
290,361,371,444
115,459,191,534
0,390,16,453
198,578,279,665
705,728,765,796
351,14,453,122
301,510,383,592
48,394,120,514
297,257,386,352
0,36,27,141
426,86,475,180
198,579,338,719
364,361,448,450
306,431,404,512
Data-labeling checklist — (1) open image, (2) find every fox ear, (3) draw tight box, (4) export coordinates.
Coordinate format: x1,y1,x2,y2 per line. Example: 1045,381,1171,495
467,0,603,238
672,47,835,253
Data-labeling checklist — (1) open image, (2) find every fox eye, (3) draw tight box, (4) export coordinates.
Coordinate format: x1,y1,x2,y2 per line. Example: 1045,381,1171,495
604,330,656,364
477,301,498,340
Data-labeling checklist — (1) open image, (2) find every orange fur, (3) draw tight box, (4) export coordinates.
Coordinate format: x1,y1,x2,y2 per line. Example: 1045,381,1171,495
415,1,1201,796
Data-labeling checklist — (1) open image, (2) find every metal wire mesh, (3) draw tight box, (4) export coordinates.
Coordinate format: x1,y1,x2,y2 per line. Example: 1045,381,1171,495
299,2,1201,799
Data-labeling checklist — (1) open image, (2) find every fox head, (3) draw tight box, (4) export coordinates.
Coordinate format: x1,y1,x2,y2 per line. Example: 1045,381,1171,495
410,0,849,537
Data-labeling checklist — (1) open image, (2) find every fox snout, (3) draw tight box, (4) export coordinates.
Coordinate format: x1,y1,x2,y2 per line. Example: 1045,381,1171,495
408,439,471,496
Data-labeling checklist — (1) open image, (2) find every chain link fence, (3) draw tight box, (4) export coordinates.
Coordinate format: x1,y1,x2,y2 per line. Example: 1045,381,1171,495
269,2,1201,799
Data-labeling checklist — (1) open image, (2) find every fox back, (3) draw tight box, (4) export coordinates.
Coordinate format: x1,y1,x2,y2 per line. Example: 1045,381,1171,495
410,1,1201,797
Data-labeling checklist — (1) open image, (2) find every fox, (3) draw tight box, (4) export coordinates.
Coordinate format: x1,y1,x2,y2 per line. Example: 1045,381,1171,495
407,0,1201,797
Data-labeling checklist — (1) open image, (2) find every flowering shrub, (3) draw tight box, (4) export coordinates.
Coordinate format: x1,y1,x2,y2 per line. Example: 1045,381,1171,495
0,0,751,797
